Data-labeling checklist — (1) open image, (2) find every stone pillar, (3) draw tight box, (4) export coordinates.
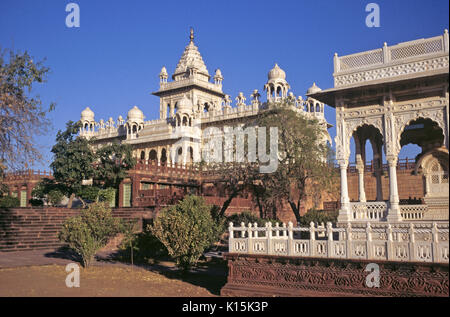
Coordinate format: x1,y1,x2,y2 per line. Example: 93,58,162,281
356,155,366,202
337,160,351,222
386,156,402,222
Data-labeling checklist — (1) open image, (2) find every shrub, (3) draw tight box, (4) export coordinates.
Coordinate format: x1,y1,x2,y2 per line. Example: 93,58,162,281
47,189,64,206
98,187,116,206
150,195,217,271
0,196,20,208
78,186,100,202
227,211,279,227
59,202,123,267
299,209,338,226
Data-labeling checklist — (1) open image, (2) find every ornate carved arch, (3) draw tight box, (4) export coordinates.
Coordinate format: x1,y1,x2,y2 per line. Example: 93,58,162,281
393,108,446,157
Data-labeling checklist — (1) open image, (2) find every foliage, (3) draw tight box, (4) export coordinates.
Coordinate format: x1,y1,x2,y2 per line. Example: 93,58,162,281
58,202,123,267
47,189,64,206
0,48,55,171
0,183,9,197
31,178,66,206
78,186,100,202
299,209,339,226
227,211,279,227
93,143,136,189
0,195,19,208
50,121,96,207
150,195,217,271
250,101,338,223
98,187,116,205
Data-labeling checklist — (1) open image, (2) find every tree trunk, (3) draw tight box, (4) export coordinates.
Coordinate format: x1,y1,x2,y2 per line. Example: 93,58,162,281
67,193,75,209
219,191,238,218
288,200,301,224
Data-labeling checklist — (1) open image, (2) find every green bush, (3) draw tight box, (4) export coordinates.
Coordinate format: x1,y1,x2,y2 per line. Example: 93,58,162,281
47,189,64,206
58,202,123,267
98,187,116,206
299,209,338,226
150,195,217,271
0,196,20,208
78,186,100,202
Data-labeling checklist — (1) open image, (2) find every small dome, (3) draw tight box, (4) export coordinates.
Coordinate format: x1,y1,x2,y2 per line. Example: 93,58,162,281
307,82,322,95
81,107,94,121
214,68,223,78
177,95,193,113
127,106,144,122
268,63,286,80
160,66,168,77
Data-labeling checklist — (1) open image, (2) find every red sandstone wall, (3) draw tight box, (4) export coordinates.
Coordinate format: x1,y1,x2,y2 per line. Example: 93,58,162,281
347,171,424,202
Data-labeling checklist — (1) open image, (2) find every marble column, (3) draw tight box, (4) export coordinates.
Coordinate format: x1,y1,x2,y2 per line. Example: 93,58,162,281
386,156,402,222
337,160,351,223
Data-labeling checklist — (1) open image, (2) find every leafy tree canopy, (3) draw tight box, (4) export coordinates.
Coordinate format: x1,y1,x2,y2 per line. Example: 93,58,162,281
0,48,55,171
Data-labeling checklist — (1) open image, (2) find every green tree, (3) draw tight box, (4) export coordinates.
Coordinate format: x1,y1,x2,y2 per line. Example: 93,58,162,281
251,101,338,224
93,143,136,189
0,48,55,171
50,121,96,208
58,202,123,267
150,195,217,271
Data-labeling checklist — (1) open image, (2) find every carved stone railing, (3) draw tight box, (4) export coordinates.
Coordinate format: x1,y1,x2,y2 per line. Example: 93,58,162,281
158,77,223,94
334,30,449,87
228,221,449,263
350,202,388,221
400,205,428,220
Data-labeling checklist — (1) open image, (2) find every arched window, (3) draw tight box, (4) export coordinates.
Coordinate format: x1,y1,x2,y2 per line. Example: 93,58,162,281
84,123,89,130
140,151,145,160
316,103,320,112
149,149,157,163
182,116,188,126
160,148,167,165
132,125,137,133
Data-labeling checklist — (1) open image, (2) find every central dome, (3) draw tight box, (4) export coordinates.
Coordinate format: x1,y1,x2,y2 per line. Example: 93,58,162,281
177,95,193,113
268,63,286,80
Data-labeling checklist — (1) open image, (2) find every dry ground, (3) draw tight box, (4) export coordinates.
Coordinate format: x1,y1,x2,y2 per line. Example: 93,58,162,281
0,264,220,297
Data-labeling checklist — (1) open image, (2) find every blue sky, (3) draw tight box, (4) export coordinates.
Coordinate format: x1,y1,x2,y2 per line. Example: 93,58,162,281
0,0,448,171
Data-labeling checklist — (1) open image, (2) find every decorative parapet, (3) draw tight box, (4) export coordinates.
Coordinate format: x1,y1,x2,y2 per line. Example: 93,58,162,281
228,221,449,263
334,30,449,87
158,77,223,94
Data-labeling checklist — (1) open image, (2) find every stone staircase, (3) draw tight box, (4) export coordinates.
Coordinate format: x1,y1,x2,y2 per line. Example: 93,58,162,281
0,207,153,252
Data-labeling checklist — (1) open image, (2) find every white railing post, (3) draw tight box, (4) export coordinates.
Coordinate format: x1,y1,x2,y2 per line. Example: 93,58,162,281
334,52,340,73
310,222,315,257
248,223,253,254
382,42,390,64
432,222,439,262
326,222,333,257
346,223,352,259
409,223,416,262
240,222,245,238
267,222,273,255
288,222,293,256
387,224,393,261
228,222,234,253
366,222,372,260
444,29,449,53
